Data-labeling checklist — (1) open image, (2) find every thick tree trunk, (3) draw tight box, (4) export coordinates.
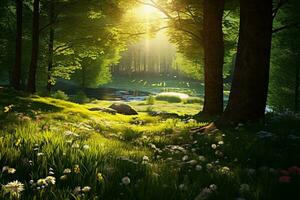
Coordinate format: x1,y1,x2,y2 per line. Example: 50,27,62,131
202,0,225,116
218,0,273,124
27,0,40,93
12,0,23,90
47,0,55,93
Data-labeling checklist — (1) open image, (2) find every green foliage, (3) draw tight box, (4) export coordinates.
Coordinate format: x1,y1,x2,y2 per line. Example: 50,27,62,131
146,95,155,105
173,53,203,80
269,0,300,111
51,90,69,101
72,91,90,104
1,90,300,199
183,97,203,104
156,93,183,103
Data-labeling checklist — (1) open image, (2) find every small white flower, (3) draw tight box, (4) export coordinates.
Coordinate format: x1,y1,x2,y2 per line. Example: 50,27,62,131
60,175,67,180
211,144,217,149
83,144,90,150
218,141,224,145
142,155,149,162
45,176,56,185
37,179,47,186
209,184,218,191
122,176,130,185
82,186,91,192
182,155,189,161
72,143,80,148
2,166,9,172
206,163,213,170
195,165,202,171
7,168,16,174
63,168,72,174
37,152,44,156
73,186,81,194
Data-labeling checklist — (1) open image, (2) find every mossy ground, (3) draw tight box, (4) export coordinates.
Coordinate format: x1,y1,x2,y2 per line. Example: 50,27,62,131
0,89,300,200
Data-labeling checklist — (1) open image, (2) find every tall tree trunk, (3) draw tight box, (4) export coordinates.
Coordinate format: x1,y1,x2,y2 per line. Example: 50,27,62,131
12,0,23,90
47,0,55,93
202,0,225,116
295,63,299,113
218,0,273,124
27,0,40,93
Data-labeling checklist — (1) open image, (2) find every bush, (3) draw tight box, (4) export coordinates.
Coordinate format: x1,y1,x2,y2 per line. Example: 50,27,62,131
73,91,90,104
51,90,69,101
183,97,203,104
155,92,185,103
146,95,155,105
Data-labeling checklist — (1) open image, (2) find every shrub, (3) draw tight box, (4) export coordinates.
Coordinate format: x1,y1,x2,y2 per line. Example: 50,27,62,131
183,97,203,104
51,90,69,101
146,95,155,105
155,93,183,103
73,91,90,104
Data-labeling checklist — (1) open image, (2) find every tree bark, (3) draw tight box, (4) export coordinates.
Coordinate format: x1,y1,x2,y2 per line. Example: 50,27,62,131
295,62,299,113
26,0,40,93
47,0,55,93
12,0,23,90
218,0,273,124
202,0,225,116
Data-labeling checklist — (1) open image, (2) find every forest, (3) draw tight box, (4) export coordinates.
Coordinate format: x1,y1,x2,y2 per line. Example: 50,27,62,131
0,0,300,199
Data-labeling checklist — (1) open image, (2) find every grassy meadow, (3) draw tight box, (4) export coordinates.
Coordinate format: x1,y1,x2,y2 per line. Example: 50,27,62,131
0,88,300,200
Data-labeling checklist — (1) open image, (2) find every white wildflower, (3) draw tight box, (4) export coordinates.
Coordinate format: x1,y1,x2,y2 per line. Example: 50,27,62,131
2,180,24,198
63,168,72,174
195,165,203,171
122,176,130,185
45,176,56,185
182,155,189,161
82,186,91,192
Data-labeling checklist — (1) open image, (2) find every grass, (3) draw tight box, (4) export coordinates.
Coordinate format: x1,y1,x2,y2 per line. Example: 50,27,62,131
0,89,300,199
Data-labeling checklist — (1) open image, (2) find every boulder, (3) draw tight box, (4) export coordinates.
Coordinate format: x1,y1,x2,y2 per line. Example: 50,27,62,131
108,103,138,115
88,107,117,115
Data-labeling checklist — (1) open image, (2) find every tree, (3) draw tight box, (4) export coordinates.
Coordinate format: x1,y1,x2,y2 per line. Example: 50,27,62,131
46,0,55,92
12,0,23,90
269,0,300,113
218,0,273,124
27,0,40,93
202,0,225,115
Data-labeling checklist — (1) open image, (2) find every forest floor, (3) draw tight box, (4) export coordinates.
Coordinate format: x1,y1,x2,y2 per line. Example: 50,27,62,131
0,88,300,200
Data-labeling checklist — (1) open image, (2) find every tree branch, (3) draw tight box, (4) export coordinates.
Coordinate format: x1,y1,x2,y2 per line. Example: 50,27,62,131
272,22,300,34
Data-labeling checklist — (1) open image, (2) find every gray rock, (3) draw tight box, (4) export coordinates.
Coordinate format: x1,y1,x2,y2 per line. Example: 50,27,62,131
108,103,138,115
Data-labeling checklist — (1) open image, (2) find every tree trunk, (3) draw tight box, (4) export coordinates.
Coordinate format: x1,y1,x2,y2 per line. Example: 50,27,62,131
218,0,273,124
26,0,40,93
295,63,299,113
202,0,225,116
47,0,55,93
12,0,23,90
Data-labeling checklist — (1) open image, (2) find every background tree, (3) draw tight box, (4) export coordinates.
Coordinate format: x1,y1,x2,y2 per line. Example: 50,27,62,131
269,0,300,112
12,0,23,90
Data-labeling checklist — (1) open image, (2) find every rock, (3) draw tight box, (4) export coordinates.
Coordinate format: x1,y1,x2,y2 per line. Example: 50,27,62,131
108,103,138,115
88,107,117,115
256,131,273,139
